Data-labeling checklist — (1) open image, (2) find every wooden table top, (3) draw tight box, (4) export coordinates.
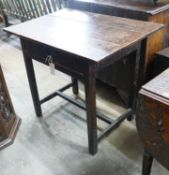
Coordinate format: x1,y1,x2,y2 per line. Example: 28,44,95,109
4,9,163,63
142,68,169,104
69,0,169,15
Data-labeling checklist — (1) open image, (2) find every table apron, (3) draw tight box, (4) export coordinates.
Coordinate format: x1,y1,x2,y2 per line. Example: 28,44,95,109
97,41,141,71
20,38,95,81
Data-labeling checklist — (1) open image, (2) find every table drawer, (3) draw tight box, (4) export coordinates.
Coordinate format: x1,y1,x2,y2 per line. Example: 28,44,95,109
21,39,92,79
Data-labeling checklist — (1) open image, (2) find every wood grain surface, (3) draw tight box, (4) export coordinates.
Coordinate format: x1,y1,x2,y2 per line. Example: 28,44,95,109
68,0,169,14
142,68,169,104
4,9,163,63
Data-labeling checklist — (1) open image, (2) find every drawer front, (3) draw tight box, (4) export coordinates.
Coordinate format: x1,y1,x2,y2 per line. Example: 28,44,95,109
21,39,93,80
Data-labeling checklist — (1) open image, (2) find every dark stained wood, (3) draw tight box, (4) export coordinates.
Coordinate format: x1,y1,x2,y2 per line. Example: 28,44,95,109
145,10,169,78
68,0,169,106
4,9,162,155
0,65,21,150
68,0,169,14
84,63,97,155
71,77,79,95
153,47,169,76
21,44,42,117
0,15,3,22
136,68,169,174
142,149,154,175
68,0,169,48
142,68,169,101
4,9,163,63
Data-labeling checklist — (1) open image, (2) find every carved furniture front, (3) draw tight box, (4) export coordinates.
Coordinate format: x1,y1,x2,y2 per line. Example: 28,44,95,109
0,65,21,150
4,9,162,155
136,68,169,175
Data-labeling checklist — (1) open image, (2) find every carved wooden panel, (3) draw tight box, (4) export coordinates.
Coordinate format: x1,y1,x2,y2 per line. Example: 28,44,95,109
0,65,21,150
136,68,169,171
136,94,169,171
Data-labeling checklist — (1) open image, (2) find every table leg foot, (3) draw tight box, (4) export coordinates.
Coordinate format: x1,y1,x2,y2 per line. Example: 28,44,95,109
71,77,79,95
127,115,135,121
142,149,153,175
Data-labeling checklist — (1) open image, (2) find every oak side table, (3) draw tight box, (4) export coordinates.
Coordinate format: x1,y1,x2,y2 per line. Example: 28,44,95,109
4,9,162,155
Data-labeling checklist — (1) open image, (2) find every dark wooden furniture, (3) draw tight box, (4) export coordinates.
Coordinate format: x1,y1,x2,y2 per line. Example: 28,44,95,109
0,16,2,22
153,47,169,77
136,68,169,175
0,65,21,150
0,0,63,26
4,9,162,155
68,0,169,105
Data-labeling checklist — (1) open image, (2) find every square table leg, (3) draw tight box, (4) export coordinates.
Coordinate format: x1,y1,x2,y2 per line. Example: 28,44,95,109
130,39,147,111
84,65,97,155
23,55,42,117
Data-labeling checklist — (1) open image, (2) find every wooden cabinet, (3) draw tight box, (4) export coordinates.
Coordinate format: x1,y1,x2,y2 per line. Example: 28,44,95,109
0,65,21,150
153,47,169,76
68,0,169,106
136,68,169,174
